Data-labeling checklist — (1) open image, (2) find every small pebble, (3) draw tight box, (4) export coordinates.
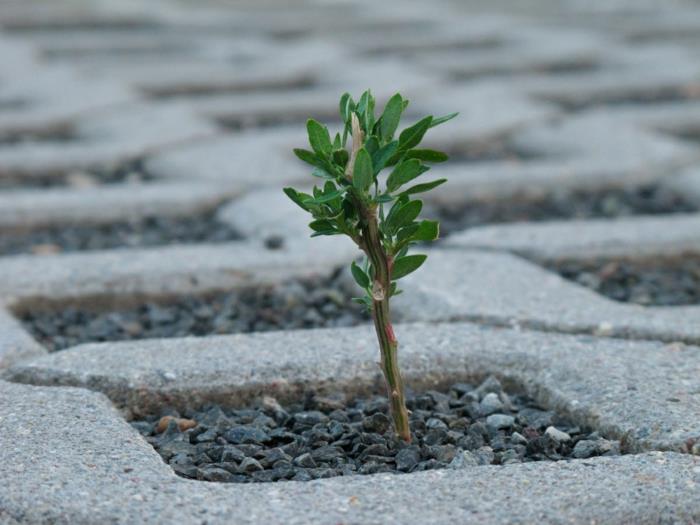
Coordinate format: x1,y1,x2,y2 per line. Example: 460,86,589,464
156,416,197,433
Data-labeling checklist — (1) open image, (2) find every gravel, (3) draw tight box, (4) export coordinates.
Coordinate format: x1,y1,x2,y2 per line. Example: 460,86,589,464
133,377,620,484
0,159,155,190
0,207,242,256
20,270,369,351
429,184,698,236
550,256,700,306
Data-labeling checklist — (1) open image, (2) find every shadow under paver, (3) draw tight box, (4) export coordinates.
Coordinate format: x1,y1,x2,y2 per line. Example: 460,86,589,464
2,321,700,523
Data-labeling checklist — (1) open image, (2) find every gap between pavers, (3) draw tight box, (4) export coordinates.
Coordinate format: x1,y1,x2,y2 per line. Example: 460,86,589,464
394,249,700,345
5,321,700,453
1,381,697,525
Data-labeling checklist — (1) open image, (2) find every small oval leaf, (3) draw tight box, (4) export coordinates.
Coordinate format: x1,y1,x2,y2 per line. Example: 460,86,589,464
392,254,427,280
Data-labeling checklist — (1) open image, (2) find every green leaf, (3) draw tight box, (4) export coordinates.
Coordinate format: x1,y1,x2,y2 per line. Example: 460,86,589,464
339,93,353,123
386,199,422,233
364,136,379,156
352,296,372,311
380,93,403,141
351,261,370,288
376,193,394,203
396,223,420,242
333,149,349,167
303,189,344,205
399,178,447,196
353,148,374,191
429,112,458,128
386,159,423,192
372,141,398,175
311,168,334,179
283,187,311,211
307,119,332,155
309,219,338,236
392,254,427,280
413,220,440,241
398,116,432,151
311,230,339,237
356,90,370,116
293,148,320,167
309,219,334,231
405,149,449,163
365,93,376,133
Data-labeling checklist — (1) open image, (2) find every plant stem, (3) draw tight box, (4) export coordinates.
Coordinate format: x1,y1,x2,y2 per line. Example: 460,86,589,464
360,204,411,442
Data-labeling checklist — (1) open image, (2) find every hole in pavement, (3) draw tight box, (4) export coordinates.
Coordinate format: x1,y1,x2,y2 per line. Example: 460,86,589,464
541,84,700,112
444,135,543,163
0,123,78,146
665,124,700,144
451,57,600,81
142,75,316,99
429,183,699,237
132,376,621,483
0,201,243,257
216,108,337,132
40,42,193,60
0,158,157,190
0,97,29,110
0,18,160,33
16,269,369,352
544,254,700,307
362,36,502,57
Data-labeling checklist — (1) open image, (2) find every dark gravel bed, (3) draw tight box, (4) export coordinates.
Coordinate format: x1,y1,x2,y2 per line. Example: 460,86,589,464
0,124,76,146
20,270,369,351
550,256,700,306
0,207,242,256
431,184,698,237
133,377,620,483
445,136,540,163
0,159,155,190
548,85,700,112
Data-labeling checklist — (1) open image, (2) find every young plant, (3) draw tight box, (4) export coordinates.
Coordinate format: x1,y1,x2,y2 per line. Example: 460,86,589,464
284,91,456,442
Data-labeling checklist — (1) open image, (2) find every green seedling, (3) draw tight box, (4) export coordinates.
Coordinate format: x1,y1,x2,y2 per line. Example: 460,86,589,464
284,90,456,441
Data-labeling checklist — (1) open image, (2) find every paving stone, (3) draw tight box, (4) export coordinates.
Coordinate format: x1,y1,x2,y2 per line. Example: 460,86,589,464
5,321,700,453
0,38,135,133
3,0,700,520
1,381,698,524
0,305,46,368
424,117,696,208
393,249,700,345
145,127,308,187
666,166,700,204
0,181,237,231
416,25,604,79
446,213,700,260
0,102,216,178
0,241,355,302
521,45,700,110
217,187,334,250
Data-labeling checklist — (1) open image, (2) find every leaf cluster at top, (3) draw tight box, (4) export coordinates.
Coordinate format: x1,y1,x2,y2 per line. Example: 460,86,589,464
284,90,456,308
